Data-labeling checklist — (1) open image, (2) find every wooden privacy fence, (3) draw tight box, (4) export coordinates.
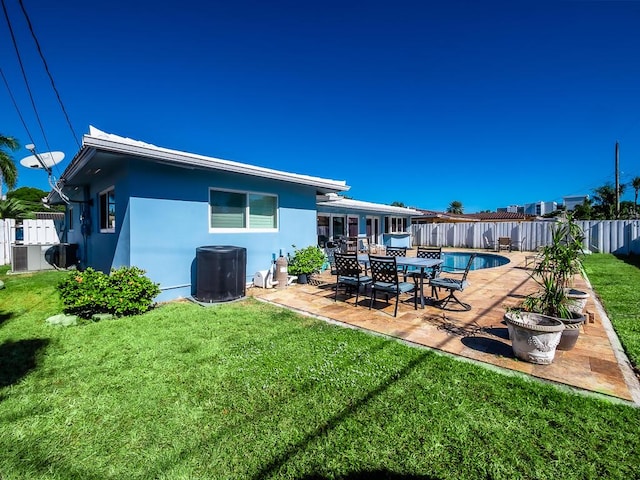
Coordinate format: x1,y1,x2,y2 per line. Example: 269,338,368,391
411,219,640,255
0,219,62,265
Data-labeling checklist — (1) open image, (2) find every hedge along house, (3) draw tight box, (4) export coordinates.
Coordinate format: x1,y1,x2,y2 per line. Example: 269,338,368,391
47,127,349,301
316,193,420,249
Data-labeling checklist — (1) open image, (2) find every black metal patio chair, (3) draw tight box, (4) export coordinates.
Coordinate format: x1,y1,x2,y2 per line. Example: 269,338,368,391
406,246,442,288
384,246,408,276
429,253,476,311
384,246,407,257
334,252,372,306
368,255,416,317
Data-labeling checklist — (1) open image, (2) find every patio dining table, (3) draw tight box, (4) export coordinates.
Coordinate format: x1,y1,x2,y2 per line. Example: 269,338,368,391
357,254,443,309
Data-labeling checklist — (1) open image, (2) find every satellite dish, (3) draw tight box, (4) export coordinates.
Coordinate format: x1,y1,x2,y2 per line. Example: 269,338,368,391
19,151,65,170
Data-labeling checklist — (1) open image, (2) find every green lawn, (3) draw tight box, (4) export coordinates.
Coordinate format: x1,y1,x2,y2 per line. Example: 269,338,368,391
582,253,640,369
1,265,639,480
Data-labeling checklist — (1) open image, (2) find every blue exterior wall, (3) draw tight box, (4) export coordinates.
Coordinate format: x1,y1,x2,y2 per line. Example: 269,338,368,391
64,164,131,272
67,158,319,301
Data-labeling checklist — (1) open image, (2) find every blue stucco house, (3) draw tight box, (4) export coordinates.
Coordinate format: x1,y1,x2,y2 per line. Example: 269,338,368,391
48,127,349,301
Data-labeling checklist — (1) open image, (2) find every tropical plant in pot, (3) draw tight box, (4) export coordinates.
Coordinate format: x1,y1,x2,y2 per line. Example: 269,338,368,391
513,213,587,351
287,245,327,284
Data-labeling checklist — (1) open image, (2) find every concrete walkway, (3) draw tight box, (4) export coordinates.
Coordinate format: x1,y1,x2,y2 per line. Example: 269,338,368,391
250,250,640,405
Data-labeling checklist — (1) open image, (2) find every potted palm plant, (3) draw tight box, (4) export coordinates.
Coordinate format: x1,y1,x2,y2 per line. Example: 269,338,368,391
287,245,327,284
506,214,587,356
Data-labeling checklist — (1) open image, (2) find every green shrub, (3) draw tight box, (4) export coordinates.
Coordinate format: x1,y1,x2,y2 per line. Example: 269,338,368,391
58,267,160,319
57,268,109,318
287,245,327,275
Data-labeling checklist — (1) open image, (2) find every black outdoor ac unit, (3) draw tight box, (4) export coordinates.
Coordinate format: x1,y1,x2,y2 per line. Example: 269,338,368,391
44,243,79,268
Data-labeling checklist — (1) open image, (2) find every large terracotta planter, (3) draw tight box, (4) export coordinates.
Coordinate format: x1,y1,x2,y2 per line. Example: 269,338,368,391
556,311,586,351
504,312,565,365
565,288,589,314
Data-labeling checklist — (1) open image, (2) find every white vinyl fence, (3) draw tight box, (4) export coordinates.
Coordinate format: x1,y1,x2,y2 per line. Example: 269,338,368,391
411,219,640,255
0,219,62,265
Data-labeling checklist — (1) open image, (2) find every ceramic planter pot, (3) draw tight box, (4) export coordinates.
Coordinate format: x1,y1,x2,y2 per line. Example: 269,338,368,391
297,273,309,284
556,311,586,351
565,288,590,314
504,312,565,365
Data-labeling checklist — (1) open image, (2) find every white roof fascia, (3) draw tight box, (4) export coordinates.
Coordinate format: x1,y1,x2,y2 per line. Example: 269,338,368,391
76,127,349,192
58,145,95,185
317,196,420,215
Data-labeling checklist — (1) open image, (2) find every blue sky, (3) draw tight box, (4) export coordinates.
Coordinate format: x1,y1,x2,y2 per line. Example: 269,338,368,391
1,0,639,212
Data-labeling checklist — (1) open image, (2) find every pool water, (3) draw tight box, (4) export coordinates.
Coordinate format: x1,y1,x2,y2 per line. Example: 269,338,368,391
441,252,510,271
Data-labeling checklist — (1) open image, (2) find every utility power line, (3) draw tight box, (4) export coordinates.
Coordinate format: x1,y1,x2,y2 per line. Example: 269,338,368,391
1,0,53,153
17,0,80,149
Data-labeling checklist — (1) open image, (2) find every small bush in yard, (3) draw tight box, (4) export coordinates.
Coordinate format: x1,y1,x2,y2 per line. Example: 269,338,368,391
57,268,109,318
105,266,161,316
58,266,160,319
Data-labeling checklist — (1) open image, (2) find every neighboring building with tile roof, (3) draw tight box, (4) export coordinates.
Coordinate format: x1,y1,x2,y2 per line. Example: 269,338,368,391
412,209,533,224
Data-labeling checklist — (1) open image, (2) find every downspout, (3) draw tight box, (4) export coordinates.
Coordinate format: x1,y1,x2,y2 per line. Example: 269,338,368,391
79,185,92,269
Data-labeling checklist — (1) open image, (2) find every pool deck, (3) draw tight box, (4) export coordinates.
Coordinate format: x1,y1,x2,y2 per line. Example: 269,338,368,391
250,249,640,406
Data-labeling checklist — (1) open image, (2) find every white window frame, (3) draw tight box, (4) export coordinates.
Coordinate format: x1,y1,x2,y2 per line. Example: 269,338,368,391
209,187,278,233
386,216,407,233
99,187,116,233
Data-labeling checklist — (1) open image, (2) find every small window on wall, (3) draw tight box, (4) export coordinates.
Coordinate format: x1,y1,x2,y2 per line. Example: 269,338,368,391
99,188,115,232
248,193,277,229
209,188,278,231
68,206,74,231
385,216,407,233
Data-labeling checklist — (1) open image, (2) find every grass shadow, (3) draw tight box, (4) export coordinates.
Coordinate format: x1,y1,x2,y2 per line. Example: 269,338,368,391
250,350,434,480
301,471,439,479
0,310,14,327
613,253,640,268
0,338,49,388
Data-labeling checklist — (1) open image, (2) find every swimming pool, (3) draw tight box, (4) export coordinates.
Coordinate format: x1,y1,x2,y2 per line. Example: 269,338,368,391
441,252,510,271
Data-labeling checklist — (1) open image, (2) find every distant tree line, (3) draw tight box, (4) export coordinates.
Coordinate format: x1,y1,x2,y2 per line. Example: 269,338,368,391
2,186,63,219
571,179,640,220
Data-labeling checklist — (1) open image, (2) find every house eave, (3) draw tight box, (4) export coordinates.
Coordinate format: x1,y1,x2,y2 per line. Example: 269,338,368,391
317,194,420,215
82,130,349,193
48,127,350,203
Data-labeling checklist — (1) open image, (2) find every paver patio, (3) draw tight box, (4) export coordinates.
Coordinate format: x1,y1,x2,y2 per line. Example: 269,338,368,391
250,249,640,405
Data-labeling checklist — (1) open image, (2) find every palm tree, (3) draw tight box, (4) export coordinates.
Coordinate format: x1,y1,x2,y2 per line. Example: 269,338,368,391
0,134,19,198
632,176,640,218
447,200,463,215
0,198,27,219
593,183,625,219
